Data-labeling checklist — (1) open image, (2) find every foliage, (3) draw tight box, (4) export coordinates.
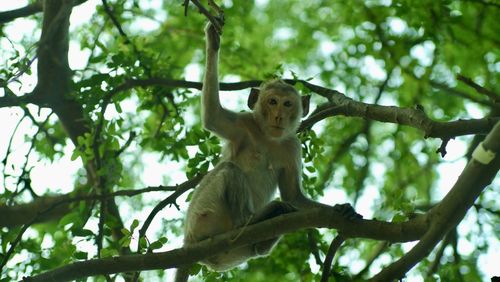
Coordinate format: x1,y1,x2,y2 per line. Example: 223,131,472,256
0,0,498,281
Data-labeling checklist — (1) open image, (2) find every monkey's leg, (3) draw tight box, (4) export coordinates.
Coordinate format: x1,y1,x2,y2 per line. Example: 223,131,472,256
249,201,297,256
220,162,255,226
192,162,259,271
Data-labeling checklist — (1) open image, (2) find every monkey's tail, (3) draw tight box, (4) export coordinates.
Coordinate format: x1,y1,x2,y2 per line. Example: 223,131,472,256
174,266,190,282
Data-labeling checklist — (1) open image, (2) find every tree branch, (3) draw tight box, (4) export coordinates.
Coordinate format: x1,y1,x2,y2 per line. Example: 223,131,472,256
33,1,130,259
105,78,498,139
135,174,204,255
320,235,345,282
354,241,390,279
370,121,500,281
0,176,203,228
186,0,224,33
0,1,43,24
429,79,496,108
457,74,499,102
22,206,428,282
0,194,73,228
0,176,204,272
300,101,499,139
426,230,455,278
0,0,89,24
0,93,38,108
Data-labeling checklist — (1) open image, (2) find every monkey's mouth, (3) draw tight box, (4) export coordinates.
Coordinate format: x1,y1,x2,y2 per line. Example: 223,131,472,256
271,126,284,130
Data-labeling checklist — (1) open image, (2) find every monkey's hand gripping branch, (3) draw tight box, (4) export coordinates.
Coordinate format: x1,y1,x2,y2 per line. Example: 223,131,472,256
204,14,224,51
185,0,224,37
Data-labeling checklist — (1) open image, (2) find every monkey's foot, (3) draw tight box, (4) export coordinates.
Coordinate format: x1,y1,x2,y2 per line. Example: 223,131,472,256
333,203,362,221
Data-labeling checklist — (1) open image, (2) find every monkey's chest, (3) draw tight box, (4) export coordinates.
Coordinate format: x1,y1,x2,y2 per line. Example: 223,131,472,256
235,148,278,195
238,148,279,173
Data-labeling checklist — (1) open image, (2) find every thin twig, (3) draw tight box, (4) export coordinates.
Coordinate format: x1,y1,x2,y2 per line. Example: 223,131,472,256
132,173,204,281
137,174,204,242
307,230,323,266
101,0,130,43
436,138,450,157
457,74,499,102
320,235,345,282
353,241,389,279
114,131,136,157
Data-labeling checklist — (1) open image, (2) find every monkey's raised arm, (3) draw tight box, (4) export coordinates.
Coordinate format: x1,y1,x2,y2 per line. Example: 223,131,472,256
202,22,246,140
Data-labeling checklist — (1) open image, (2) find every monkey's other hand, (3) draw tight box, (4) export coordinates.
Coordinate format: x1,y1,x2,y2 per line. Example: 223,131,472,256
205,16,224,50
333,203,362,221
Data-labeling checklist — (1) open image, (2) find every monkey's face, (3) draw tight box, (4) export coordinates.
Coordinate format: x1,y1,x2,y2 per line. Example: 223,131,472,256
254,90,302,140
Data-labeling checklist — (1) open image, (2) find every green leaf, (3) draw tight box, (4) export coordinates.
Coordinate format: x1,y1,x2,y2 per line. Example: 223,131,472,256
101,248,118,258
58,212,80,229
73,251,88,260
119,237,131,248
189,263,202,275
139,237,148,250
199,161,209,173
130,219,139,231
72,229,95,237
70,149,80,161
392,213,407,223
157,237,168,244
150,240,163,250
115,102,123,113
121,228,131,236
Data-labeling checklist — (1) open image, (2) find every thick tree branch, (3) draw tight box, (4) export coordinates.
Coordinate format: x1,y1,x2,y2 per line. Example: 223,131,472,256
22,207,429,282
300,101,499,139
33,1,130,259
0,1,43,24
0,0,88,24
370,121,500,281
104,78,497,139
34,0,90,144
0,176,203,228
0,194,73,228
0,176,203,272
0,93,39,108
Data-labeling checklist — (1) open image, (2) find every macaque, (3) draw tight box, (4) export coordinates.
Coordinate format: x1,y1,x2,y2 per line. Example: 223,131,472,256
174,20,359,282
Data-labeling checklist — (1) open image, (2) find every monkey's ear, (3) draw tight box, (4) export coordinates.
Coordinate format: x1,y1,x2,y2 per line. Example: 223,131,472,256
248,88,260,110
301,95,311,117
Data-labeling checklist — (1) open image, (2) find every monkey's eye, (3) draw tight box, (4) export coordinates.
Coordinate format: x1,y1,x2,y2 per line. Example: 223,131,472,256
284,101,292,107
268,98,277,105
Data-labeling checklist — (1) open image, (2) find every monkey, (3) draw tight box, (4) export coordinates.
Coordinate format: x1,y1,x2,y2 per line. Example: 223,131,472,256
174,20,360,282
